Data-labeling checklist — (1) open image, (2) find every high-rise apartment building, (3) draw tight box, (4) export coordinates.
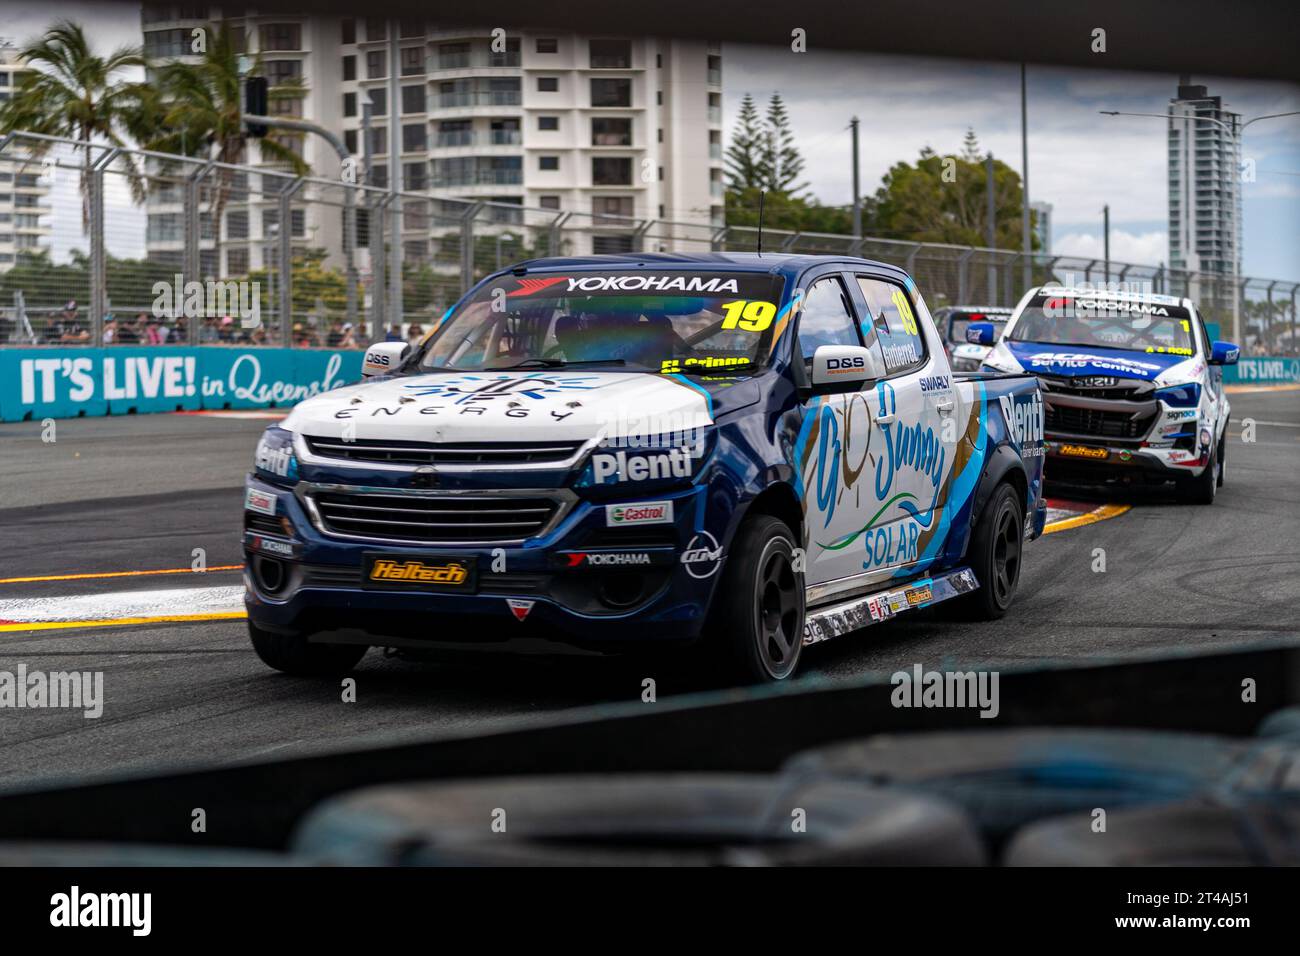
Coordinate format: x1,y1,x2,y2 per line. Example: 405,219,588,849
1168,77,1242,281
0,43,54,275
140,9,723,277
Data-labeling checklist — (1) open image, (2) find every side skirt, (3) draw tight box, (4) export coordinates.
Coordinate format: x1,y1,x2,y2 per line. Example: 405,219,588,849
802,567,979,646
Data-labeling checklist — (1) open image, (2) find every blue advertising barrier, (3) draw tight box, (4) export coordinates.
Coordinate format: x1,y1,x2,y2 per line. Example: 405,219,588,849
1223,356,1300,385
0,347,364,422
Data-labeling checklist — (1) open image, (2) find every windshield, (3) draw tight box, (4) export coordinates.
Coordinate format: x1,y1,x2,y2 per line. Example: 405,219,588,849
418,271,787,375
1009,293,1197,356
949,314,1009,345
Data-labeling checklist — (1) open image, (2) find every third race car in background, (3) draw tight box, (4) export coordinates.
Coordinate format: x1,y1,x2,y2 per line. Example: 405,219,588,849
977,286,1239,503
936,306,1013,372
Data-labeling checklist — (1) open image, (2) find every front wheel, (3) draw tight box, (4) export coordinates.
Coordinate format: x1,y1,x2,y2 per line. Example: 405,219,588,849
1175,442,1218,505
248,622,368,676
951,482,1024,621
707,515,805,683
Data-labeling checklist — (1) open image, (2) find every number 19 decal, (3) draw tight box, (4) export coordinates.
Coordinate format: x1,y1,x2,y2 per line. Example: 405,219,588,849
891,289,919,336
720,299,776,333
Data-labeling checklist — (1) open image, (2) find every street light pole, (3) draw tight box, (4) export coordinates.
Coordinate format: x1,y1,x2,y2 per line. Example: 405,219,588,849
986,152,997,302
850,117,861,239
1020,63,1031,293
1103,204,1110,288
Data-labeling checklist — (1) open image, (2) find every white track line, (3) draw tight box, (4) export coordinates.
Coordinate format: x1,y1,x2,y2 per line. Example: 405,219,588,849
0,586,245,624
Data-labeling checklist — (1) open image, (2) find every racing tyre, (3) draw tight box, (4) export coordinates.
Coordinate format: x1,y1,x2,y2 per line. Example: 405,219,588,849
707,515,805,683
950,481,1023,620
1216,421,1227,487
292,774,988,866
1175,442,1218,505
248,622,368,676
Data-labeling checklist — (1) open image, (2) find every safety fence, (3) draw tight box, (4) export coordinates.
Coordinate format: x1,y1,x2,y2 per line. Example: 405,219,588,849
1,131,1297,354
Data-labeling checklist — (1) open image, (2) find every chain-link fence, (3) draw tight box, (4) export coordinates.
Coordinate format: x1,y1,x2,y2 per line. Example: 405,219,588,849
3,131,1297,354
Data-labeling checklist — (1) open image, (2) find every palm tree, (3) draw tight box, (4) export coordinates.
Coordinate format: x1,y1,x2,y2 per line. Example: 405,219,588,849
0,20,148,227
143,26,309,276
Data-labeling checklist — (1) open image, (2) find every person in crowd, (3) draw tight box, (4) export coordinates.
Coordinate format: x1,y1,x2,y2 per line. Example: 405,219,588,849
385,323,403,342
58,301,89,344
116,314,140,345
339,322,358,349
218,315,236,343
101,315,117,345
407,323,424,348
250,326,268,346
199,315,218,344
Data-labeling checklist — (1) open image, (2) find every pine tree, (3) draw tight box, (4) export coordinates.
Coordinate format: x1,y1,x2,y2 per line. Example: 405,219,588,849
724,93,764,191
763,93,807,195
961,127,983,163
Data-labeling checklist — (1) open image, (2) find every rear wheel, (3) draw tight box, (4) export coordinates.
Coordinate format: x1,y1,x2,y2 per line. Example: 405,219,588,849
951,482,1023,620
248,622,368,676
707,515,805,683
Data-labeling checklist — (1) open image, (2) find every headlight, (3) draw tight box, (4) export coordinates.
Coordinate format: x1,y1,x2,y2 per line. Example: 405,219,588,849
1156,383,1201,408
253,427,299,483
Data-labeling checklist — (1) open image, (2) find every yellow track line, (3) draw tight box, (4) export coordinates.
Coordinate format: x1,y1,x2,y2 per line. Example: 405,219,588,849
1225,383,1300,394
1043,503,1131,535
0,565,242,585
0,611,247,633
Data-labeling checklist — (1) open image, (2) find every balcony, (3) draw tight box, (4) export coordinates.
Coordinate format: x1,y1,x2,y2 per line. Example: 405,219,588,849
435,130,475,147
438,91,523,108
707,107,722,125
489,129,522,145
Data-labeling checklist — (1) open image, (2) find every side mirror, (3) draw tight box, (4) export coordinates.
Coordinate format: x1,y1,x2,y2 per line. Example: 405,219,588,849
361,341,410,378
966,321,996,346
1209,341,1239,366
811,344,883,388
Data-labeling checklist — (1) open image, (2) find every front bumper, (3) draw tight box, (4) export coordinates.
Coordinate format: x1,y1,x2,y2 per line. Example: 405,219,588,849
1043,438,1210,483
242,475,720,648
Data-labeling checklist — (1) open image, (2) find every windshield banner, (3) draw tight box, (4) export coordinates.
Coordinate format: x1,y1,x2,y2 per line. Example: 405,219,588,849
0,347,362,422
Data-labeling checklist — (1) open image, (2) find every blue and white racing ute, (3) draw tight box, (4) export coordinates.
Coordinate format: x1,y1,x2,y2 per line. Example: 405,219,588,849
244,253,1047,682
977,286,1239,504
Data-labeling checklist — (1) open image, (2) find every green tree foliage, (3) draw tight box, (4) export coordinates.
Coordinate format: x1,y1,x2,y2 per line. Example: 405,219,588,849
862,140,1037,249
0,20,149,222
724,92,842,233
724,93,764,191
761,93,807,196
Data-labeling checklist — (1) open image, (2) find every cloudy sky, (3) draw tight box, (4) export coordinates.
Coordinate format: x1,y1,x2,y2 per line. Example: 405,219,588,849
725,45,1300,279
3,4,1298,279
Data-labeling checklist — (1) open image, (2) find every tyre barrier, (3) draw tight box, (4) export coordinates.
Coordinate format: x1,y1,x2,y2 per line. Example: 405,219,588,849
782,728,1300,844
291,773,988,866
1257,706,1300,741
1003,793,1300,865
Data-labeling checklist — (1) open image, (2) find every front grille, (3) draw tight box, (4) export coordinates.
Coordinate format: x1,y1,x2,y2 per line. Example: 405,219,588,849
310,491,562,544
244,513,284,536
1039,376,1151,402
304,436,583,467
1045,404,1156,440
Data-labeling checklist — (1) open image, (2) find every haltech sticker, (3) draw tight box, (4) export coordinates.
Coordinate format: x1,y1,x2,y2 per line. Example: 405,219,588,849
368,559,470,586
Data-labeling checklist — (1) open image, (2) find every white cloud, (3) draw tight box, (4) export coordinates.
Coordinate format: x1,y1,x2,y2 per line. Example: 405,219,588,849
1054,230,1168,266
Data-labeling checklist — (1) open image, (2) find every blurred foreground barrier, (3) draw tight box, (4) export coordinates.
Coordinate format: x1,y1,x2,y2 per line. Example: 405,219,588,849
0,346,363,422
